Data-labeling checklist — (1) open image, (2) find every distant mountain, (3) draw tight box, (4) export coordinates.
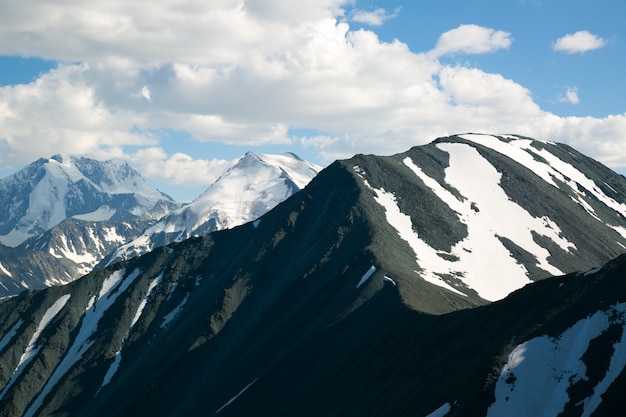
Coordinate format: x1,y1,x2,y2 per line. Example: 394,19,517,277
1,134,626,416
0,154,178,247
0,154,179,296
0,244,79,296
0,152,320,297
102,151,321,266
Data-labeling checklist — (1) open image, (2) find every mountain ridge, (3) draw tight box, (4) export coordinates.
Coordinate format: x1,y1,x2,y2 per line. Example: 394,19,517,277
1,134,626,416
101,151,321,267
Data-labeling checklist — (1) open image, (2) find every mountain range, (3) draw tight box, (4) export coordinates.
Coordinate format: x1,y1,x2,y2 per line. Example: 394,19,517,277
0,134,625,416
0,152,320,297
101,151,322,267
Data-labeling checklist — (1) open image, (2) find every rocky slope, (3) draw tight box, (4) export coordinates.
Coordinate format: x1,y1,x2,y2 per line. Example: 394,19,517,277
0,134,625,416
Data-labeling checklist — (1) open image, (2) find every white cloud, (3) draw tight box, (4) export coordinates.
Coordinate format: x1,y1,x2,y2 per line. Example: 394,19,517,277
552,31,606,54
351,7,401,26
0,63,153,167
431,24,513,57
0,2,625,188
130,148,233,189
559,87,580,104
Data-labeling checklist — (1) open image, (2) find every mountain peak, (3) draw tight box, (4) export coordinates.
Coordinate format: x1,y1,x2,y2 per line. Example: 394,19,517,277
49,153,67,163
0,155,178,247
102,152,321,266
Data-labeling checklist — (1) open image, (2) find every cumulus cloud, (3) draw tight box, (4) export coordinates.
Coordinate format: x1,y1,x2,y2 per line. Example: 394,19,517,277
431,24,513,57
0,2,625,192
0,63,153,167
130,148,233,190
559,87,580,104
351,7,401,26
552,30,606,54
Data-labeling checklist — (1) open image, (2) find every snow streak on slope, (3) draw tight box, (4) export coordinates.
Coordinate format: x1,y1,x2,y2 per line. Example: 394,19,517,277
160,293,190,328
216,378,259,414
356,265,376,288
366,183,466,297
0,262,12,277
99,273,162,390
0,320,23,353
24,268,140,417
425,403,452,417
0,295,70,401
460,134,626,235
400,143,575,301
487,302,626,417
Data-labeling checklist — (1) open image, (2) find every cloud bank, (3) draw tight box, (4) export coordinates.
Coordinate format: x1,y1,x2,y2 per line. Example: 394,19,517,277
0,1,624,193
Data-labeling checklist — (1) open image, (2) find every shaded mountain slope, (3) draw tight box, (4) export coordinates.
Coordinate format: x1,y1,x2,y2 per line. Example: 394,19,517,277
1,134,626,416
0,245,79,296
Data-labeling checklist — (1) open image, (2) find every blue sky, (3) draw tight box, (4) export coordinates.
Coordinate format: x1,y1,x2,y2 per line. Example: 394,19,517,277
0,0,624,202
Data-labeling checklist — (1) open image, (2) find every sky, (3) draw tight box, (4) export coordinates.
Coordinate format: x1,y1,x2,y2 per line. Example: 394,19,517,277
0,0,625,202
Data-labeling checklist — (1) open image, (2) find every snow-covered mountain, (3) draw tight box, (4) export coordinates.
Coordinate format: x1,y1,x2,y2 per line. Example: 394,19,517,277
103,151,321,266
2,134,626,416
0,154,179,296
0,154,178,247
355,133,626,303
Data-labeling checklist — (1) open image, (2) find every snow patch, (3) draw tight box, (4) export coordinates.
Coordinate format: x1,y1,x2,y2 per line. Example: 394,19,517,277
25,269,140,417
356,265,376,288
216,378,259,414
103,226,126,244
487,303,626,417
0,295,70,401
48,233,98,268
400,141,576,301
0,262,12,277
610,225,626,240
383,275,397,286
72,205,116,221
460,134,626,220
584,266,604,276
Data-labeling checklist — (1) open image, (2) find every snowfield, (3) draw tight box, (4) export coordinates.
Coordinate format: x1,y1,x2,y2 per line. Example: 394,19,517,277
488,302,626,417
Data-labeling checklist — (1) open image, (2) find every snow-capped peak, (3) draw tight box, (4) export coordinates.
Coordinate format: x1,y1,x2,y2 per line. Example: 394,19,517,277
0,155,177,247
105,152,321,265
